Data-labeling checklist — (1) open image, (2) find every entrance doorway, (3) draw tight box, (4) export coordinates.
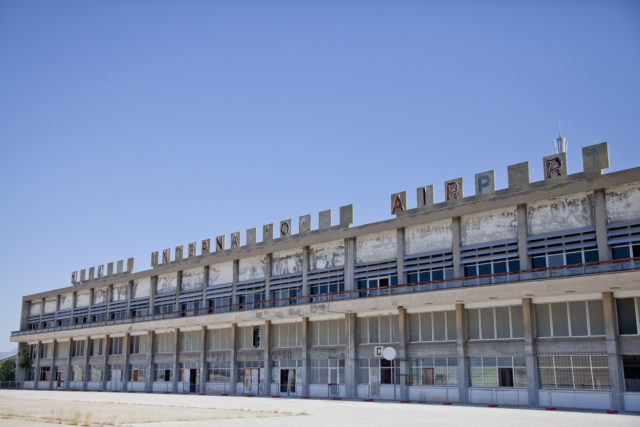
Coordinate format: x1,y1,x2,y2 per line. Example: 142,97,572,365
279,369,296,395
55,369,65,389
189,369,197,393
111,368,122,391
244,368,260,394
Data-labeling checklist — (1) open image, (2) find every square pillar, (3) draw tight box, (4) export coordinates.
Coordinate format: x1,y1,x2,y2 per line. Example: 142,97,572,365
602,292,625,410
230,323,237,394
101,336,109,391
302,246,310,300
64,340,72,390
522,298,539,405
264,254,272,308
398,307,408,401
593,189,610,261
49,340,57,390
34,341,41,389
172,329,179,393
344,238,356,293
232,261,239,306
145,331,154,392
199,326,207,394
301,317,310,397
345,313,357,399
455,304,469,403
517,204,531,270
452,217,463,278
263,320,271,396
396,228,406,285
122,334,130,391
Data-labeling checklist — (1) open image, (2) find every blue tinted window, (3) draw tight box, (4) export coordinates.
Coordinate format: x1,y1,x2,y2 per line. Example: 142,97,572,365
508,259,520,272
432,270,444,281
464,265,477,277
493,261,507,274
612,246,630,260
565,252,582,265
419,272,430,282
584,249,599,263
408,273,418,283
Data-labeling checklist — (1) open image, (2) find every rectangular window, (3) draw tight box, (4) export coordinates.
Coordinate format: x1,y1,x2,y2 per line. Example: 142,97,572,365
617,298,639,335
155,363,172,382
129,335,147,354
311,319,345,346
310,359,344,384
154,332,175,353
551,303,570,337
207,362,230,382
71,341,85,358
108,337,123,355
536,301,605,338
89,366,102,382
467,306,523,340
470,357,526,388
409,357,458,386
179,330,202,352
537,354,610,390
207,328,231,350
90,339,103,356
237,326,263,349
128,364,146,382
623,355,640,392
358,315,399,344
272,323,301,348
39,366,50,381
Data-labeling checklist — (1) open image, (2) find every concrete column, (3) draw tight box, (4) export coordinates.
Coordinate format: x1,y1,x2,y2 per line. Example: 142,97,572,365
64,340,72,390
53,295,60,325
345,313,357,399
15,342,27,382
397,228,406,285
263,320,271,396
126,281,133,316
70,292,77,324
199,326,207,394
106,285,113,318
455,304,469,403
49,340,56,389
452,217,463,278
230,323,237,394
172,328,179,393
602,292,625,410
101,336,109,391
398,306,408,401
34,341,41,389
145,331,154,392
517,204,531,270
302,246,310,301
20,300,30,331
593,189,610,262
87,290,94,320
149,276,157,317
264,254,272,307
202,266,209,310
39,297,45,327
232,261,239,306
301,317,310,397
522,298,539,405
122,334,130,391
175,271,182,313
344,238,356,293
82,337,90,390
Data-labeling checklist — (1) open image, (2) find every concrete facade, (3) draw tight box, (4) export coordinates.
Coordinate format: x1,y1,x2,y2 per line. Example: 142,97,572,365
10,143,640,412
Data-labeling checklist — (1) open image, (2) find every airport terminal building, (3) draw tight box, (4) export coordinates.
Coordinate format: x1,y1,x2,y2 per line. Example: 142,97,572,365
10,142,640,411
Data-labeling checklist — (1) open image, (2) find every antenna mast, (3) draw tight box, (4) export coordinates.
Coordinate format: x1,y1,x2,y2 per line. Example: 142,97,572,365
553,120,568,154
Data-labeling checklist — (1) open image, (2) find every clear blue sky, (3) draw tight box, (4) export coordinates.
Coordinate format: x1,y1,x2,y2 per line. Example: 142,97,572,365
1,0,639,351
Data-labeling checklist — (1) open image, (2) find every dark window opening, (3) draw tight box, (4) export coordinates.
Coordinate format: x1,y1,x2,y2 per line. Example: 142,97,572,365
498,367,514,387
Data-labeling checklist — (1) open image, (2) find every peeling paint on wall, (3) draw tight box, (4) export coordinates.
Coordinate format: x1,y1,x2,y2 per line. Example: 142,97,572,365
272,249,303,276
112,283,128,301
43,298,57,313
93,288,107,304
29,301,42,315
209,261,233,286
59,293,72,310
157,273,177,294
405,220,452,255
310,240,345,270
132,277,151,298
606,182,640,223
75,292,90,307
356,230,397,263
239,255,265,281
182,267,204,291
462,207,517,246
528,192,593,235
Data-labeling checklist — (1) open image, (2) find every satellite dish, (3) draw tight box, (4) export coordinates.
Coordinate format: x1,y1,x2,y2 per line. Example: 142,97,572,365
382,347,396,361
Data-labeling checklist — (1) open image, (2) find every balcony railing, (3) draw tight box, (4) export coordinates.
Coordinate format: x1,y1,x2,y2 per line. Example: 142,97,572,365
11,257,640,337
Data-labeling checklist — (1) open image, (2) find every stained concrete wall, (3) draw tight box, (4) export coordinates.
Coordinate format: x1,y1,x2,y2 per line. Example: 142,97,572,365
239,256,265,281
30,301,42,315
309,240,345,271
44,298,57,313
59,293,73,310
272,249,303,276
93,288,107,304
606,182,640,223
528,192,593,235
76,292,90,307
181,268,204,291
209,261,233,286
461,207,518,246
157,273,177,294
405,219,452,255
132,278,151,298
112,283,128,301
356,230,397,263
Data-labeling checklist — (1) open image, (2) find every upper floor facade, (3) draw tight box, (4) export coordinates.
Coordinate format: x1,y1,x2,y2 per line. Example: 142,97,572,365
12,142,640,340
